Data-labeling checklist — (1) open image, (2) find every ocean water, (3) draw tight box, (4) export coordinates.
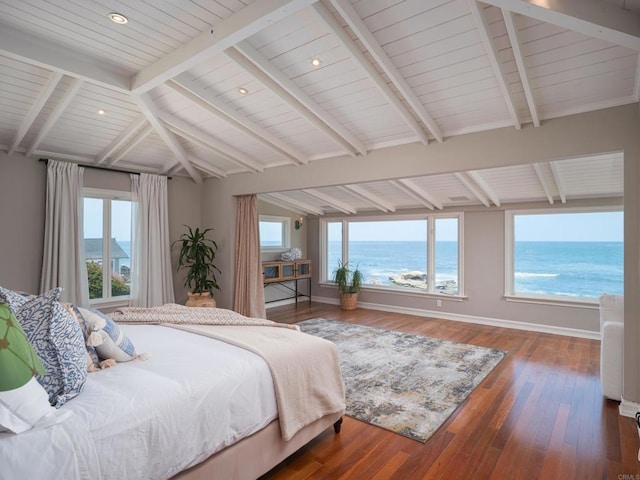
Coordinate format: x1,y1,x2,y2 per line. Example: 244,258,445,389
328,240,623,298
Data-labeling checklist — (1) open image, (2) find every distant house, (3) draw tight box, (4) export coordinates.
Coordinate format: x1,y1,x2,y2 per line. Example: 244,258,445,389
84,238,129,276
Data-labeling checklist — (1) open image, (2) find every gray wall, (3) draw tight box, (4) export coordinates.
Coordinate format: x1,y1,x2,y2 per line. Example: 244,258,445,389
201,104,640,405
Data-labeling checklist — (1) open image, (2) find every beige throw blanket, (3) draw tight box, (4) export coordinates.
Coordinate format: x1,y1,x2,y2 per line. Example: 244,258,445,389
112,305,346,441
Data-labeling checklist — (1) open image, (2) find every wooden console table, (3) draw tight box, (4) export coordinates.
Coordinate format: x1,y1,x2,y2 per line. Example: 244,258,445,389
262,260,312,304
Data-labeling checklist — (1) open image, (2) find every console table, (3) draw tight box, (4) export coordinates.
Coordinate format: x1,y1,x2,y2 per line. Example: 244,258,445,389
262,260,311,304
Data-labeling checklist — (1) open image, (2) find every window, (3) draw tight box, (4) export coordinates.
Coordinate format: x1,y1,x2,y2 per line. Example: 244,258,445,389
321,215,463,296
259,215,290,250
505,208,623,301
83,189,133,303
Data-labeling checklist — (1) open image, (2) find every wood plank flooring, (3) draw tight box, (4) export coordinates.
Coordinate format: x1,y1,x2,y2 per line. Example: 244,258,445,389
260,302,640,480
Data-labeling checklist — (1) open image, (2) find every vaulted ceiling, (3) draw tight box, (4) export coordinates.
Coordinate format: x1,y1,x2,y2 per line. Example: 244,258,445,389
0,0,633,213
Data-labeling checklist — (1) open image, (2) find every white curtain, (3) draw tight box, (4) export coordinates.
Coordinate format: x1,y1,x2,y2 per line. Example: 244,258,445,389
233,195,266,318
40,160,89,305
130,173,175,307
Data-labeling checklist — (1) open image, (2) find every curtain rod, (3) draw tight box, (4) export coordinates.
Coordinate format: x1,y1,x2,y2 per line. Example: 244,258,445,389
38,158,172,179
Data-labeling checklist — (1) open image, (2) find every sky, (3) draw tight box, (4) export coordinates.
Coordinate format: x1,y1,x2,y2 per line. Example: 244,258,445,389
324,212,623,242
84,198,132,241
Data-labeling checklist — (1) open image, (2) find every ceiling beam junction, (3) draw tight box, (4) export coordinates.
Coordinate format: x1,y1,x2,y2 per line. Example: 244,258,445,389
96,116,148,165
549,162,567,203
502,10,540,127
312,2,432,145
186,154,227,178
532,163,555,204
301,189,357,214
467,170,501,207
108,124,154,167
341,184,396,212
468,0,522,130
389,180,434,210
329,0,443,144
455,172,491,207
133,93,202,183
230,42,366,156
263,192,325,216
481,0,640,51
26,77,83,158
168,77,307,166
130,0,318,94
395,178,444,209
9,71,63,155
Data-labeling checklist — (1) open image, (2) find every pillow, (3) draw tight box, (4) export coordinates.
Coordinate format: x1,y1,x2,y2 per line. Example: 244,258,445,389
77,307,138,362
61,304,101,372
15,288,87,407
0,286,34,312
0,377,56,434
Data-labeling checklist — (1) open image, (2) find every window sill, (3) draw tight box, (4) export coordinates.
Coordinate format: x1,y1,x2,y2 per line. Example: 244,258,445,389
319,282,466,302
504,294,599,309
88,297,130,310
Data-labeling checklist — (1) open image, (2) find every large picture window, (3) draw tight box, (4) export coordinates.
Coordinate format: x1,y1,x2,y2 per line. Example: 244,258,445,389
505,208,623,301
83,189,133,303
322,215,463,296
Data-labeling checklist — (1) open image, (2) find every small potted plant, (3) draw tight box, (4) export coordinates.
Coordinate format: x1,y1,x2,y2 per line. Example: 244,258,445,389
332,260,363,311
173,226,221,307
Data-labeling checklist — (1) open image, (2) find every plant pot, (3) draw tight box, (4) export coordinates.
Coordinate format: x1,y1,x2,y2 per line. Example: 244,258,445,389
186,291,217,308
340,293,358,311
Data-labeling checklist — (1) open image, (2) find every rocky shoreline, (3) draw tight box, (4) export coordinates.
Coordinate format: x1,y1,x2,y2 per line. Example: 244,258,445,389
386,271,457,294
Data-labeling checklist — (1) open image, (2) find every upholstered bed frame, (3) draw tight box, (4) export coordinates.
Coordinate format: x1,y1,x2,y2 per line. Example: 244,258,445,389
175,413,343,479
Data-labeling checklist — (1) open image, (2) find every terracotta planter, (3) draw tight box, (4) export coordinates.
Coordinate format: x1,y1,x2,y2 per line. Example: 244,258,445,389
340,293,358,311
186,291,217,308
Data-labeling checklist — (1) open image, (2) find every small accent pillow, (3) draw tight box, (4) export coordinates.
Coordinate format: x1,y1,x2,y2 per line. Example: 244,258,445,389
0,377,56,434
15,288,87,407
77,307,139,362
61,304,101,372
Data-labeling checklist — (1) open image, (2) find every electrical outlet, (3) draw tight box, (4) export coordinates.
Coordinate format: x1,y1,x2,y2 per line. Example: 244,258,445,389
436,299,442,307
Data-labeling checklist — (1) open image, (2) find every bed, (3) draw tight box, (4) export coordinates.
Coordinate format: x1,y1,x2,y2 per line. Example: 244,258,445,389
0,293,345,480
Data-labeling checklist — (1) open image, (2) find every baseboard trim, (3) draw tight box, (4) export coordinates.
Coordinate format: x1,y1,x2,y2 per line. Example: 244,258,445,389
311,296,599,340
619,397,640,418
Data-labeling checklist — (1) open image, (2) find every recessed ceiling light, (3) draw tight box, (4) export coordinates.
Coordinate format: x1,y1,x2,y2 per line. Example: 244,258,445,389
238,87,248,95
108,12,128,24
311,57,322,67
97,109,106,115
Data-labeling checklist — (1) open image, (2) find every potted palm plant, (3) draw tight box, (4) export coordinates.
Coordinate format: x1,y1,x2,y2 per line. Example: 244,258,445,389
332,261,363,311
174,226,221,307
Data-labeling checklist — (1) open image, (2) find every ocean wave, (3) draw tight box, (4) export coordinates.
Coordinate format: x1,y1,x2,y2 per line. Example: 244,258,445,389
515,272,559,278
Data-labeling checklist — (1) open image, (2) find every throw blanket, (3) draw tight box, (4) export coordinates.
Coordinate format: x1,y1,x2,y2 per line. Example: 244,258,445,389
111,304,345,441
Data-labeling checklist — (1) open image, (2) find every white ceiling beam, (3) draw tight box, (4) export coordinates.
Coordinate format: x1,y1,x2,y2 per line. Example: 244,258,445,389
467,170,501,207
231,42,367,156
263,192,325,216
133,93,202,184
532,163,555,204
341,184,396,212
0,23,129,94
389,180,434,210
96,116,148,165
159,111,263,173
187,154,227,179
108,124,153,167
168,78,307,165
301,189,357,214
396,178,444,210
481,0,640,51
130,0,317,94
33,150,95,164
502,10,540,127
549,162,567,203
329,0,443,144
26,78,83,158
8,71,63,155
312,3,431,145
468,0,522,130
455,172,491,207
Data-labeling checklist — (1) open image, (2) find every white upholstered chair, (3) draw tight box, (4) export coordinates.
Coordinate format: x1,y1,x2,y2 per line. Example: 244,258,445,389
599,294,624,401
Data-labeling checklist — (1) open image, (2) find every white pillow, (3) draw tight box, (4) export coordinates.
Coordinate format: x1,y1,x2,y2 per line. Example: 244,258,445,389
0,377,56,434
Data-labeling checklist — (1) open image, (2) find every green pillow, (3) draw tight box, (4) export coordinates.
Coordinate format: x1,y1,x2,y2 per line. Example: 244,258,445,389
0,302,45,391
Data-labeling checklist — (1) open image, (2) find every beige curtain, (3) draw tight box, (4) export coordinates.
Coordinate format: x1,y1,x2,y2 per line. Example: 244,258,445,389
233,195,266,318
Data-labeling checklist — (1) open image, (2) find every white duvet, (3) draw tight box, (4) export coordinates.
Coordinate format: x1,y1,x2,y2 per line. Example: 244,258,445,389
0,325,278,480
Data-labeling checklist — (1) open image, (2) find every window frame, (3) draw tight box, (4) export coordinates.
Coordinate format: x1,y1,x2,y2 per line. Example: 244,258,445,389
504,206,623,306
83,188,133,307
319,213,465,298
259,215,291,252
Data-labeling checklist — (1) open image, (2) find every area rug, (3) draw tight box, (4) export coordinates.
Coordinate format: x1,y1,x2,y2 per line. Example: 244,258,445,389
298,318,506,442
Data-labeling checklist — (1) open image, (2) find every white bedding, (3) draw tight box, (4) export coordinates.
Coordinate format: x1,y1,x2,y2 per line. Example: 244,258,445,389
0,324,278,480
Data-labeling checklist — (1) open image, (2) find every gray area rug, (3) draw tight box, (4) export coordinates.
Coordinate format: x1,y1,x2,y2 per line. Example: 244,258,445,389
298,318,506,443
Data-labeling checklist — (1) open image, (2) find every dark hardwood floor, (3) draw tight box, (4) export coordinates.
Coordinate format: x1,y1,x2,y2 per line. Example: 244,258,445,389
261,302,640,480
